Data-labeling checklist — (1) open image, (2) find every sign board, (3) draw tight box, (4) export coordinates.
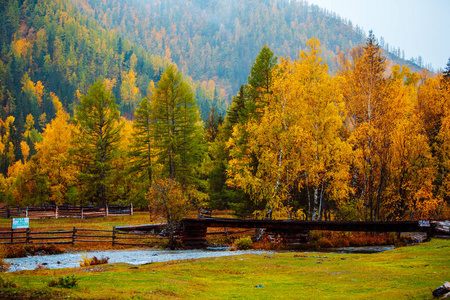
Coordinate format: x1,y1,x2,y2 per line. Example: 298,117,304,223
12,218,29,229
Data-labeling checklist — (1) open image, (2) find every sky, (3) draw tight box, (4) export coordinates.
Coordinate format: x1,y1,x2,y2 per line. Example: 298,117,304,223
306,0,449,71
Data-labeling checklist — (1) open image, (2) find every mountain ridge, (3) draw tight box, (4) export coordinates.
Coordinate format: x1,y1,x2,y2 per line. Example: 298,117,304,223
70,0,425,97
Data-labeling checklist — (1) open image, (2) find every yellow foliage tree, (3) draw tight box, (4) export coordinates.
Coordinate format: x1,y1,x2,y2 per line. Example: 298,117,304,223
120,69,141,113
228,38,351,220
21,74,44,107
147,178,190,248
34,96,77,204
339,32,388,221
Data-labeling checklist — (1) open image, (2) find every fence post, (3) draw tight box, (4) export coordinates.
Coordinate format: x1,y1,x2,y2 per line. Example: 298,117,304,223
26,206,28,218
72,227,76,245
81,207,84,219
225,207,228,237
6,205,10,219
55,205,58,219
26,228,30,244
112,226,116,246
105,204,108,217
10,218,13,244
130,203,133,216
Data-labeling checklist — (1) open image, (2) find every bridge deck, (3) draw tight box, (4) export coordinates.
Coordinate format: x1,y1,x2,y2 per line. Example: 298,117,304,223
181,218,429,232
180,218,433,248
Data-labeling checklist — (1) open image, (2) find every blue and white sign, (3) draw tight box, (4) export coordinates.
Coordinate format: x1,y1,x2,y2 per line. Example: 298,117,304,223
12,218,29,229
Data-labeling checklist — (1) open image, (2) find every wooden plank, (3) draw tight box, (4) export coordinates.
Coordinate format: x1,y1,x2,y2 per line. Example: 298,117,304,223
116,223,168,232
181,218,427,233
30,236,72,240
30,230,74,235
75,234,113,238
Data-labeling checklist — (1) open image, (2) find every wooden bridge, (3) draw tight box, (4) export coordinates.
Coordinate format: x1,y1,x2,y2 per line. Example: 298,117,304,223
180,218,437,248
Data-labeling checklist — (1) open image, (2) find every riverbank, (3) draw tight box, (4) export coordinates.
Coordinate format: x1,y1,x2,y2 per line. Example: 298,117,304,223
4,245,399,273
4,249,272,272
1,238,449,299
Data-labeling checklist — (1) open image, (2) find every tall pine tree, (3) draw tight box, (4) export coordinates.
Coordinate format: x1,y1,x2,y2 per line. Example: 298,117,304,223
151,65,205,189
71,79,123,206
129,96,155,185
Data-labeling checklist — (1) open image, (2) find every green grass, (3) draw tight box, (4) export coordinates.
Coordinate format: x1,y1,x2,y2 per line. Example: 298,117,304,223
2,239,449,299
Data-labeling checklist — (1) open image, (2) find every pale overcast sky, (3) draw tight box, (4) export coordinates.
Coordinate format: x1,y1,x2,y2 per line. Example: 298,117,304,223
306,0,449,70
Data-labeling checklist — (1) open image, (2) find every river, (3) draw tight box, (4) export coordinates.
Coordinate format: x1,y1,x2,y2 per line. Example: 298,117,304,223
4,245,396,273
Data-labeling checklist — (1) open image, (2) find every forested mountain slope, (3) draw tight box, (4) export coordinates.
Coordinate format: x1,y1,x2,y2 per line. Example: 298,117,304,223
70,0,423,96
0,0,226,137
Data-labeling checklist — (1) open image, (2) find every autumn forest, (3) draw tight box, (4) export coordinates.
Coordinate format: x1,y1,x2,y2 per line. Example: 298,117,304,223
0,0,449,223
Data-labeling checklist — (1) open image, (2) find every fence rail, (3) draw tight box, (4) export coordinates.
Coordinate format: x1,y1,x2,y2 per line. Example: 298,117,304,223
0,204,133,219
0,226,166,246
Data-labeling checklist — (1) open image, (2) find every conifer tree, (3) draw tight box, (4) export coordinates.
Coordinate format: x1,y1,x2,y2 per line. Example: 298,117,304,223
151,65,205,189
247,44,278,117
71,79,123,206
443,58,450,80
129,97,155,185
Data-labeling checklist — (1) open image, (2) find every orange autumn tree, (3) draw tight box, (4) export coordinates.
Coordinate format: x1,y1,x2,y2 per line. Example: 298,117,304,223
227,38,351,220
339,31,389,221
418,71,450,218
381,66,439,220
33,93,77,204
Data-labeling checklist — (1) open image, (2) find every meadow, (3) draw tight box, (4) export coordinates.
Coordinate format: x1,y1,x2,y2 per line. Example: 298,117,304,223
0,239,448,299
0,214,448,299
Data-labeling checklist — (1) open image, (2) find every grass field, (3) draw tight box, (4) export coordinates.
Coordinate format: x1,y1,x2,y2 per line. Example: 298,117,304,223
1,238,449,299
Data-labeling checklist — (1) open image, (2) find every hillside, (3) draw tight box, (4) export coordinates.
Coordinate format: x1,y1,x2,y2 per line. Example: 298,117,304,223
0,0,227,130
70,0,423,97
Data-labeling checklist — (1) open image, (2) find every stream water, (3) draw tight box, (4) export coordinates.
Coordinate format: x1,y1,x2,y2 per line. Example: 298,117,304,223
4,249,272,272
4,245,395,273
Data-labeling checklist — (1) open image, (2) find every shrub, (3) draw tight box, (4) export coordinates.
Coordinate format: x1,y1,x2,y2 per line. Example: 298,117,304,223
0,276,17,288
234,236,253,250
79,254,109,267
0,244,65,258
0,258,10,272
48,275,78,289
1,245,27,258
317,236,334,248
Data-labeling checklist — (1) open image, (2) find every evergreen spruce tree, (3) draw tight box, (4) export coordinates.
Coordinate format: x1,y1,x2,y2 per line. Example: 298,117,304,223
208,46,278,216
129,96,155,185
247,44,278,115
71,79,123,206
443,58,450,80
151,65,205,189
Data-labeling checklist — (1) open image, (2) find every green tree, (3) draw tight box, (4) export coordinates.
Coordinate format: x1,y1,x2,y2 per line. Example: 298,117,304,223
151,65,205,189
129,97,156,188
443,58,450,80
71,79,123,206
247,44,278,117
205,106,223,143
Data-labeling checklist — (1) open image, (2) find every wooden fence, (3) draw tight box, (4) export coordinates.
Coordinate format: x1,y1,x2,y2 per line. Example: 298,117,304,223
0,226,166,246
0,204,133,219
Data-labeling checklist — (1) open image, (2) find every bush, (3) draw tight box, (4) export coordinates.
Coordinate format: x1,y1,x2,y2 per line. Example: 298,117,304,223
234,236,253,250
79,254,109,267
0,244,65,258
48,275,78,289
0,276,17,288
0,258,10,272
317,236,334,248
